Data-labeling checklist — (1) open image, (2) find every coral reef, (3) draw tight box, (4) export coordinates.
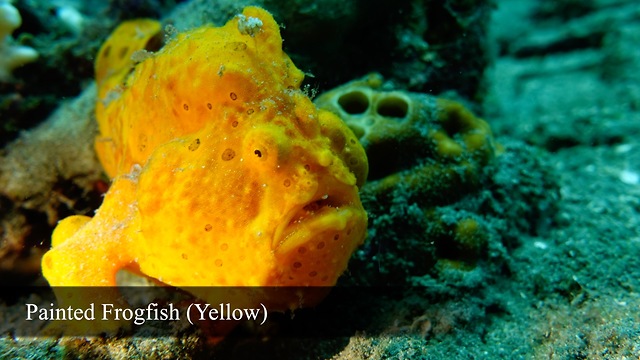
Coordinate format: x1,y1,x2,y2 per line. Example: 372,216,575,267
41,6,368,332
0,1,38,81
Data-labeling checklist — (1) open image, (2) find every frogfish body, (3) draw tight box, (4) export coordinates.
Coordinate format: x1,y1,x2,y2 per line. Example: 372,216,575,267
41,6,368,320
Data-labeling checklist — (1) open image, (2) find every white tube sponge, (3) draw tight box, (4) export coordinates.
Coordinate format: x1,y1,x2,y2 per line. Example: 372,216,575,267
0,0,38,81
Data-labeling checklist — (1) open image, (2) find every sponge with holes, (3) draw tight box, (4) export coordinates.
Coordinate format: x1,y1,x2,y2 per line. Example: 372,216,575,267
315,74,495,275
315,73,494,201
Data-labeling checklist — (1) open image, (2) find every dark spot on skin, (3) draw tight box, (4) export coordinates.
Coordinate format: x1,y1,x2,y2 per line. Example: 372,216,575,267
189,138,200,151
230,92,238,101
118,46,129,60
138,134,147,152
222,148,236,161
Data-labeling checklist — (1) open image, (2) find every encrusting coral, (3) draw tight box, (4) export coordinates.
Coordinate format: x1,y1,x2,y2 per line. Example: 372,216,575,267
41,6,368,332
0,0,38,81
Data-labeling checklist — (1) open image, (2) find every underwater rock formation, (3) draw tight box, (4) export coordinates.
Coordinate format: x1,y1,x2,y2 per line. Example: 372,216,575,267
0,85,102,284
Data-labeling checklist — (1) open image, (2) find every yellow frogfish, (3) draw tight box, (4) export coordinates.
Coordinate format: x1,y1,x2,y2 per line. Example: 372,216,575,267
41,6,368,329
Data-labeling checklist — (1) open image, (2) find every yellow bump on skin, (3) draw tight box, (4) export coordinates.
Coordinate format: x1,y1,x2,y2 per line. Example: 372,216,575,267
95,18,162,100
51,215,91,247
317,149,333,168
